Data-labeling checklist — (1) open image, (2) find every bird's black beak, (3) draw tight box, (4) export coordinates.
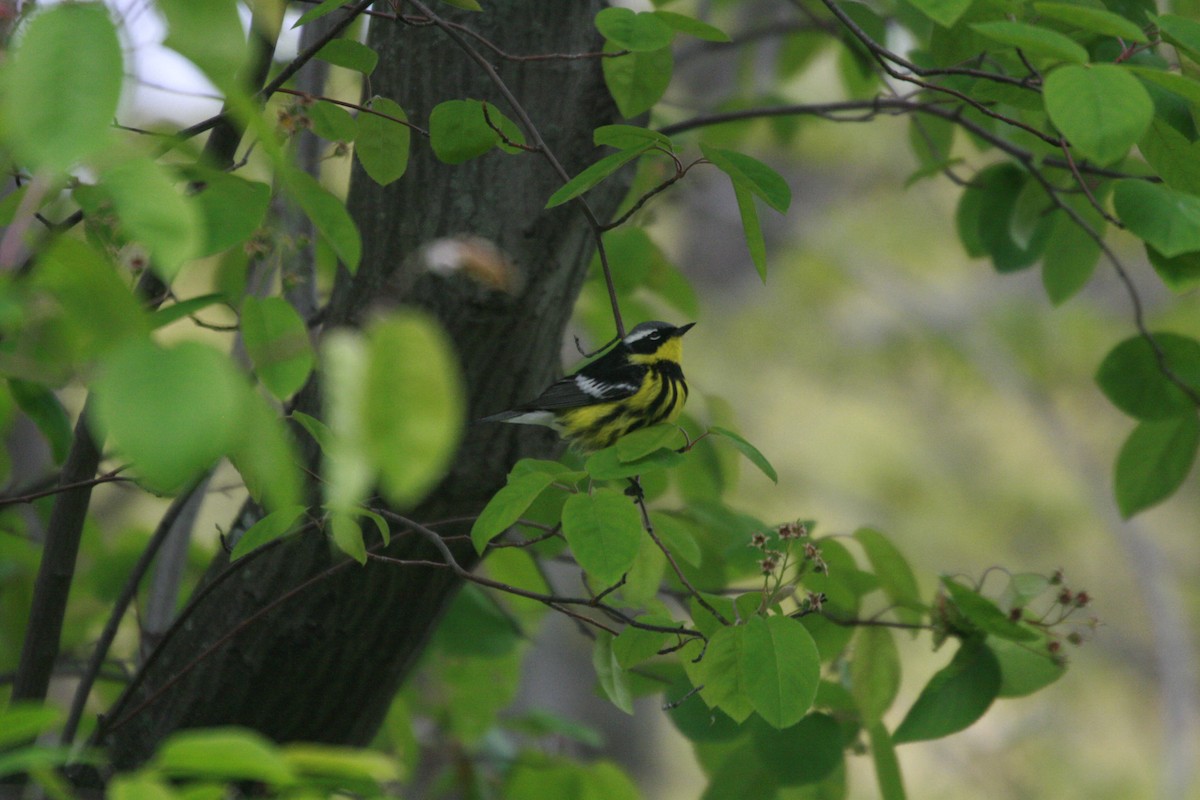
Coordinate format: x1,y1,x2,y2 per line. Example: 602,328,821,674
675,322,696,337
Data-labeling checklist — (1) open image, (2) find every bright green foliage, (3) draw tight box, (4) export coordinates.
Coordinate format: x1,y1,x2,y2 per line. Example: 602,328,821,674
355,96,411,186
0,0,1156,795
230,505,307,561
91,340,247,493
99,158,203,279
1043,64,1154,165
1115,414,1200,517
241,297,315,400
280,168,362,271
315,39,379,75
1,3,122,171
595,8,674,52
1095,332,1200,420
562,489,643,587
546,145,655,208
602,41,673,118
971,21,1089,65
188,170,271,258
429,99,526,164
158,0,248,90
892,640,1001,743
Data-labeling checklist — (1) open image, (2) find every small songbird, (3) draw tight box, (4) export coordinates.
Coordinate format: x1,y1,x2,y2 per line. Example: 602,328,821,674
481,321,695,450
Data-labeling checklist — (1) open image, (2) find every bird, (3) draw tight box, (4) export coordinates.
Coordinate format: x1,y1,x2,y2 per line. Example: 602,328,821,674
481,320,695,451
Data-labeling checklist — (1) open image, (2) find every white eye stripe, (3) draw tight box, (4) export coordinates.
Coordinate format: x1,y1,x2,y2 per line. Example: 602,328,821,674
623,326,666,345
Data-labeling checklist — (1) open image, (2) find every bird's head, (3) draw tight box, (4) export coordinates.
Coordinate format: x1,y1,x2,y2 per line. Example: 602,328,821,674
622,321,695,365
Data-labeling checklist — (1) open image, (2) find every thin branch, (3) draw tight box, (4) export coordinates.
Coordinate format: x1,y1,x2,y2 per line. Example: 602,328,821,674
0,469,132,510
276,87,430,137
61,479,208,745
632,487,730,626
175,0,376,143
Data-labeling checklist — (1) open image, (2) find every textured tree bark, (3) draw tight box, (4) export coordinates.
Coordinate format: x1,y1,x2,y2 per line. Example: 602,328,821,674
100,4,628,768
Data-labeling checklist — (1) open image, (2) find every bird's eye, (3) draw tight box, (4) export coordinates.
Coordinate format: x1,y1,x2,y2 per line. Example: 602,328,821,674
648,332,661,340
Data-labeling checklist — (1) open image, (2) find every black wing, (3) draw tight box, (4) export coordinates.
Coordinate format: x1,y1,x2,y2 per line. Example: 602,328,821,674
520,356,645,411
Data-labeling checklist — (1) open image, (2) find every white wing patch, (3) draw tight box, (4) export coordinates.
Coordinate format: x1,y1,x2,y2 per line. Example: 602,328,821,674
575,374,638,399
575,375,609,398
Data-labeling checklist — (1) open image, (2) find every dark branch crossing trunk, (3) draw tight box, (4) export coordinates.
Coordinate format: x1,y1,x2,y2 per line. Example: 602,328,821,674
99,4,629,768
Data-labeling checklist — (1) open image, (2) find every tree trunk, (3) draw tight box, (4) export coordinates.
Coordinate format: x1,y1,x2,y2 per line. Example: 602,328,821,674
100,4,627,768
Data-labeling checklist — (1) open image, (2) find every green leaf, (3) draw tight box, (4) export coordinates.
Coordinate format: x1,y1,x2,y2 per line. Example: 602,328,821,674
1033,2,1148,42
733,182,768,282
9,381,72,464
309,101,358,142
853,527,923,625
1042,205,1102,305
1,3,122,171
1115,414,1200,517
1095,332,1200,420
612,614,677,667
281,168,361,272
561,489,643,587
956,163,1051,272
989,636,1066,697
32,238,150,363
150,294,224,331
355,96,411,186
315,38,378,75
108,776,176,800
545,146,651,209
153,727,295,785
942,578,1037,641
1158,14,1200,61
697,624,755,723
101,158,203,280
321,331,371,513
584,444,683,479
1113,180,1200,258
709,426,778,483
740,615,821,729
971,21,1089,64
470,470,561,553
293,0,348,28
615,423,682,461
291,410,334,453
158,0,248,91
851,626,902,725
1139,119,1200,197
595,8,673,51
700,146,791,213
439,0,482,9
867,723,907,800
330,511,367,564
1148,245,1200,293
653,11,731,42
908,0,974,28
428,99,525,164
363,313,464,508
92,341,246,493
227,385,303,514
187,170,271,257
282,744,399,786
231,505,307,560
649,511,702,567
750,712,843,786
892,639,1001,743
593,124,672,150
0,704,62,748
602,42,673,118
241,297,314,400
1044,64,1154,165
593,632,634,714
